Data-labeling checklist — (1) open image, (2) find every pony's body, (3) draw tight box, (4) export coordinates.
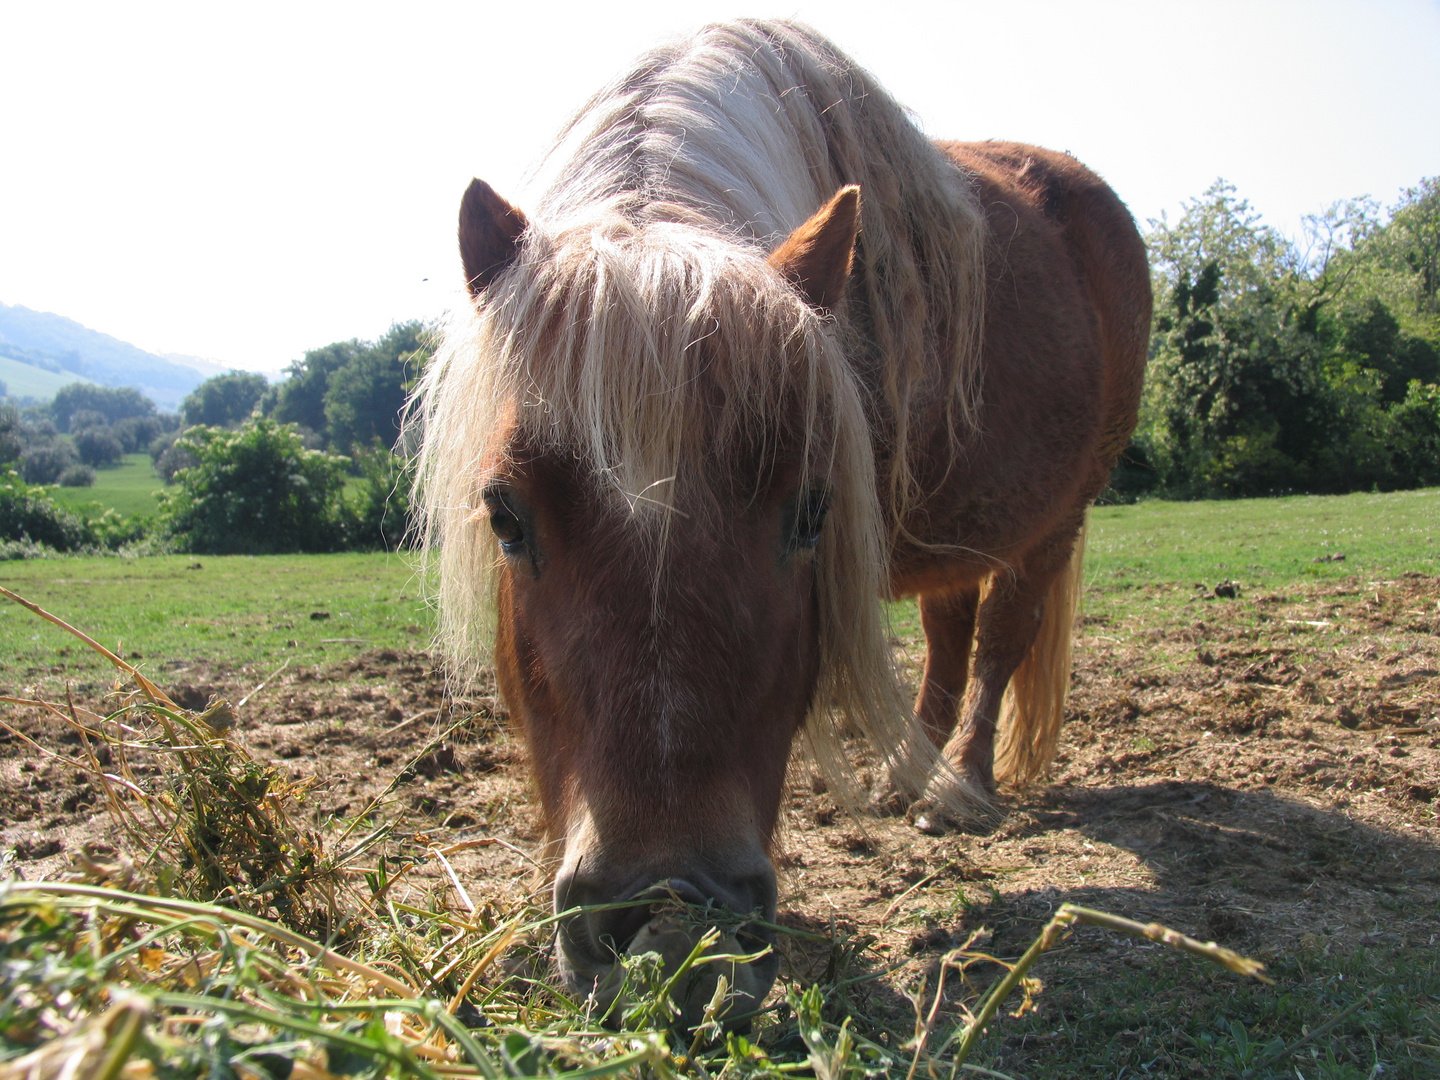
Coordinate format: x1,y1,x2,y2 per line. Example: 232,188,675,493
417,21,1149,1023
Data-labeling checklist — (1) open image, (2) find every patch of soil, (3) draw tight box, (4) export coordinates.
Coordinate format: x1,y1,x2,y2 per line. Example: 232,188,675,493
0,648,538,908
3,575,1437,1037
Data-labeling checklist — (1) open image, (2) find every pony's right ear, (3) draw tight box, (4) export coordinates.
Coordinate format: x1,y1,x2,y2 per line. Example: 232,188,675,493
459,178,528,298
768,185,861,311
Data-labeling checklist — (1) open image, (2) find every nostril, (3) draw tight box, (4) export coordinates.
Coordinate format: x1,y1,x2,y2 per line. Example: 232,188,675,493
734,871,778,913
599,878,711,956
596,903,655,958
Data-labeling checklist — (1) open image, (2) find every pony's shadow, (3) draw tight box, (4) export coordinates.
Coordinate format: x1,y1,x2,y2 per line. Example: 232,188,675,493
966,779,1440,955
769,778,1438,1035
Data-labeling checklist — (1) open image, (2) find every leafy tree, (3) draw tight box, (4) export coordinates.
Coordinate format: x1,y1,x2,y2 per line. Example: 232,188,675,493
181,371,270,428
0,405,22,466
68,409,108,432
1328,179,1440,343
1389,177,1440,319
74,426,125,467
323,322,429,452
1381,380,1440,488
265,340,363,436
158,419,353,554
1336,298,1440,403
51,383,156,432
112,414,171,453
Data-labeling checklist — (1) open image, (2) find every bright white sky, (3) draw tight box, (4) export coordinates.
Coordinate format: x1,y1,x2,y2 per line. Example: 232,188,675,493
3,0,1438,374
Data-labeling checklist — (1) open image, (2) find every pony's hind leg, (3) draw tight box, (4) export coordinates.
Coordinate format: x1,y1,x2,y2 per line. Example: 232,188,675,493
915,586,981,748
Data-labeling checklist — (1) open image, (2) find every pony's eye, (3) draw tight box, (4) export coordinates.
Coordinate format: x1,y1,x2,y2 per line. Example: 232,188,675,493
790,490,831,550
484,493,525,550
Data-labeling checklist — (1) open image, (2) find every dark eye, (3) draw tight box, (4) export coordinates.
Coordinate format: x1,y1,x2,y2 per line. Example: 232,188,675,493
790,489,831,551
484,491,525,551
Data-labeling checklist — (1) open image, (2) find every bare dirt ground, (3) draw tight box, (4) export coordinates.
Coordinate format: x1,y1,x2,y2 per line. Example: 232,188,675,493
3,573,1438,1068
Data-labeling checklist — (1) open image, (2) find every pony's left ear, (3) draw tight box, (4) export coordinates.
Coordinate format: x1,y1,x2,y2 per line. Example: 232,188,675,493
768,185,860,310
459,178,529,298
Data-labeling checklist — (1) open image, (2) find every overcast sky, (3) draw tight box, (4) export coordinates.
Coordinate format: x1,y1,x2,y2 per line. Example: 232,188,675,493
2,0,1437,374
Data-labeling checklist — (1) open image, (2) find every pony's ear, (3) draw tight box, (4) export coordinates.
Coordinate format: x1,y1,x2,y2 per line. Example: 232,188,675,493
768,185,861,310
459,178,529,298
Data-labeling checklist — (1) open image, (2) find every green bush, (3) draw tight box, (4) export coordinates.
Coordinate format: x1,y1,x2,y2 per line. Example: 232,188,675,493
59,464,95,487
19,442,80,485
158,419,354,554
0,468,97,550
349,441,415,551
1382,379,1440,487
74,426,125,467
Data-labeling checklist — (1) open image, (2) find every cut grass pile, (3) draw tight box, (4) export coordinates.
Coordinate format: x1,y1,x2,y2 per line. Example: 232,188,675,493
47,454,165,519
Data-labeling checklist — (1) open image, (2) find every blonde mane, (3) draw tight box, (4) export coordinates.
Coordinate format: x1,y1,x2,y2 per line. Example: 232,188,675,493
538,19,988,503
413,19,989,809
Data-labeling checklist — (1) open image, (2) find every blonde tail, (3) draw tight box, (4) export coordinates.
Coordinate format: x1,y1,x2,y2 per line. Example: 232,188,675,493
993,519,1086,786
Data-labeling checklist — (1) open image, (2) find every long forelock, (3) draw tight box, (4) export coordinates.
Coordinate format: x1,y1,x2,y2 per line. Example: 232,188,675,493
494,214,843,521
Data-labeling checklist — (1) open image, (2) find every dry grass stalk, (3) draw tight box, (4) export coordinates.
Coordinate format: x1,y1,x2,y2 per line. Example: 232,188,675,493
0,586,373,938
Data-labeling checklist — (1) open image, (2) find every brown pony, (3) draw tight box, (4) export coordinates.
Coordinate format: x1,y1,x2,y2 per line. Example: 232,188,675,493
414,20,1149,1024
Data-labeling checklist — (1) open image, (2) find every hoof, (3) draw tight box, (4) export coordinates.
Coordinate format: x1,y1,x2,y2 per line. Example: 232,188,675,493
912,806,950,835
908,763,1000,833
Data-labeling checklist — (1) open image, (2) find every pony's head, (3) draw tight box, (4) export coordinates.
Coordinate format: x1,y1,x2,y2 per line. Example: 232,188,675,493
415,181,912,1024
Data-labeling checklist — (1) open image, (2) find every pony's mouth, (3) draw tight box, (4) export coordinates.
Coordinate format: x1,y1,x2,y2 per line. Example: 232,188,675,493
555,887,779,1030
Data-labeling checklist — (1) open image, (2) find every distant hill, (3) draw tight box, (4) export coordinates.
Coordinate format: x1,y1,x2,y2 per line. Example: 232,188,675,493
0,302,223,409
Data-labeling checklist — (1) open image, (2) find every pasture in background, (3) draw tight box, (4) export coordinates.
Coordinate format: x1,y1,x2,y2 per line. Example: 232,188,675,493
45,452,162,519
5,487,1435,692
0,551,431,684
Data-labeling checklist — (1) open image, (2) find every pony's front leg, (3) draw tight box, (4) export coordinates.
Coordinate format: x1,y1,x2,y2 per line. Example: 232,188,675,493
872,585,980,813
916,516,1084,830
915,585,981,747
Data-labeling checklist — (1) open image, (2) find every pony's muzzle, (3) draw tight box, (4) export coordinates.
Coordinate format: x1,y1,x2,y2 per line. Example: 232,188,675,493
554,869,779,1030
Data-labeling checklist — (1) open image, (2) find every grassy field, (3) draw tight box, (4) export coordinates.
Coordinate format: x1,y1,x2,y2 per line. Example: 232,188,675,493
0,551,433,690
47,452,166,518
0,355,90,400
6,485,1437,688
1087,486,1439,587
888,485,1438,641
